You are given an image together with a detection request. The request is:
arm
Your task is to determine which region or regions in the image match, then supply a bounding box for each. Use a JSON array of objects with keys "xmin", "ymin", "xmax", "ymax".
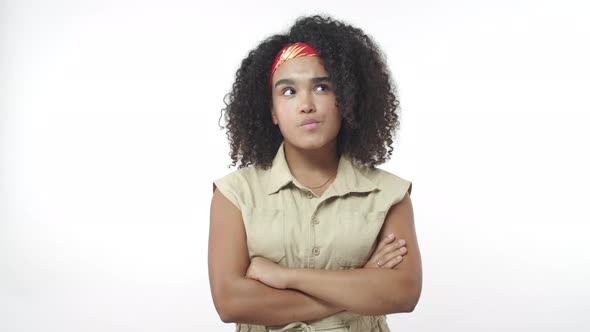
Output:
[
  {"xmin": 208, "ymin": 187, "xmax": 344, "ymax": 325},
  {"xmin": 285, "ymin": 192, "xmax": 422, "ymax": 316}
]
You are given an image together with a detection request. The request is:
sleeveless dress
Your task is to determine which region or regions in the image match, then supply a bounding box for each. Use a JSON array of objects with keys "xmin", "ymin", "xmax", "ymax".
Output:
[{"xmin": 213, "ymin": 142, "xmax": 413, "ymax": 332}]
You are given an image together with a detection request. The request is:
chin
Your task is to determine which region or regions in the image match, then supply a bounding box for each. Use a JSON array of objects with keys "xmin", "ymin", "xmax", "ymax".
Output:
[
  {"xmin": 299, "ymin": 142, "xmax": 325, "ymax": 150},
  {"xmin": 289, "ymin": 137, "xmax": 335, "ymax": 150}
]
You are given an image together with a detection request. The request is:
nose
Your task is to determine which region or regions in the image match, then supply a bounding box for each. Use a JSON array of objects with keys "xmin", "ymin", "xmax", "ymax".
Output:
[{"xmin": 298, "ymin": 91, "xmax": 316, "ymax": 113}]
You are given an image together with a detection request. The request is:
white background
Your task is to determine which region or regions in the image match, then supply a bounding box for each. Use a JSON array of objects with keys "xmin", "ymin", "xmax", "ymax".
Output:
[{"xmin": 2, "ymin": 0, "xmax": 589, "ymax": 331}]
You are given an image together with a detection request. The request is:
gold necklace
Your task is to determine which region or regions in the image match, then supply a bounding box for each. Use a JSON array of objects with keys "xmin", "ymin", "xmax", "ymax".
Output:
[{"xmin": 307, "ymin": 172, "xmax": 337, "ymax": 189}]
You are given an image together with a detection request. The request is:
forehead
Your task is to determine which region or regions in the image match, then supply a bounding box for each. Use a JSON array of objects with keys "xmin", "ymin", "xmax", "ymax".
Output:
[{"xmin": 272, "ymin": 56, "xmax": 329, "ymax": 81}]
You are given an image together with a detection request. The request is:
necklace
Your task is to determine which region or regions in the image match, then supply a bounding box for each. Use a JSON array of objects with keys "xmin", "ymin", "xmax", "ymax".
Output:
[{"xmin": 307, "ymin": 172, "xmax": 337, "ymax": 189}]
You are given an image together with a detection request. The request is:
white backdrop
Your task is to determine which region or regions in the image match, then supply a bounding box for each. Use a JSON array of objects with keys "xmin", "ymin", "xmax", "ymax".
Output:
[{"xmin": 1, "ymin": 0, "xmax": 589, "ymax": 331}]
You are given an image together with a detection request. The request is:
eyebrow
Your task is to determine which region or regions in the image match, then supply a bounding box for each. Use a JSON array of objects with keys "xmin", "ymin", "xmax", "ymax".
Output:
[{"xmin": 274, "ymin": 76, "xmax": 331, "ymax": 89}]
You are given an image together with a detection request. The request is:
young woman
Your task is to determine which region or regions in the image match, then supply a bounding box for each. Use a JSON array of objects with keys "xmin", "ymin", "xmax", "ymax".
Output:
[{"xmin": 209, "ymin": 15, "xmax": 421, "ymax": 332}]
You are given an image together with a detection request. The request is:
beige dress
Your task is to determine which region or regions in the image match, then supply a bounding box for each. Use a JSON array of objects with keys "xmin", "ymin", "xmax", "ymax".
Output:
[{"xmin": 213, "ymin": 142, "xmax": 413, "ymax": 332}]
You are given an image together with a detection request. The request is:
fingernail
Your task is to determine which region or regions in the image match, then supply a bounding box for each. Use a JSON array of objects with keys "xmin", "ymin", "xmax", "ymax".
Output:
[
  {"xmin": 396, "ymin": 256, "xmax": 402, "ymax": 260},
  {"xmin": 388, "ymin": 233, "xmax": 395, "ymax": 239},
  {"xmin": 399, "ymin": 239, "xmax": 405, "ymax": 245}
]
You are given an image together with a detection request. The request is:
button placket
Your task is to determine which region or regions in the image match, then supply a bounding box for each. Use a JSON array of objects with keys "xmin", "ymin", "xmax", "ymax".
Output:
[{"xmin": 309, "ymin": 207, "xmax": 321, "ymax": 265}]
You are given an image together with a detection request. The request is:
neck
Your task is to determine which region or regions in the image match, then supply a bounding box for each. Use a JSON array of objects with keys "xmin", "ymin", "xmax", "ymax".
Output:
[{"xmin": 283, "ymin": 140, "xmax": 339, "ymax": 188}]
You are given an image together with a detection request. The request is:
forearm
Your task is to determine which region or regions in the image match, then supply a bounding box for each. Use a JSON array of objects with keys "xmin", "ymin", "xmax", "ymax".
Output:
[
  {"xmin": 222, "ymin": 277, "xmax": 343, "ymax": 325},
  {"xmin": 287, "ymin": 268, "xmax": 420, "ymax": 316}
]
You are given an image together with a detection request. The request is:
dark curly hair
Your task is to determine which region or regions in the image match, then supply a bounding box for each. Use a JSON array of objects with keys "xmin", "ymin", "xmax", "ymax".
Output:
[{"xmin": 219, "ymin": 15, "xmax": 401, "ymax": 169}]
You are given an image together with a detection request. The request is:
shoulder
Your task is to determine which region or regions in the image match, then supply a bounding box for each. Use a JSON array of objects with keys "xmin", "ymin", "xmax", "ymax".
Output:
[
  {"xmin": 213, "ymin": 166, "xmax": 259, "ymax": 194},
  {"xmin": 212, "ymin": 165, "xmax": 271, "ymax": 211},
  {"xmin": 356, "ymin": 162, "xmax": 412, "ymax": 193},
  {"xmin": 213, "ymin": 164, "xmax": 271, "ymax": 190},
  {"xmin": 356, "ymin": 164, "xmax": 413, "ymax": 207}
]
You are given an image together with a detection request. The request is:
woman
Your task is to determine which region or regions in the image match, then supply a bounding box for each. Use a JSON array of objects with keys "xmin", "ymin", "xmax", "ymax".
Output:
[{"xmin": 209, "ymin": 15, "xmax": 422, "ymax": 332}]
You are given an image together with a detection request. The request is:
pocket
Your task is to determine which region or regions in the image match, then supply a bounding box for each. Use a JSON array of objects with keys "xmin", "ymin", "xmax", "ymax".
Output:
[
  {"xmin": 334, "ymin": 211, "xmax": 385, "ymax": 268},
  {"xmin": 242, "ymin": 207, "xmax": 286, "ymax": 263}
]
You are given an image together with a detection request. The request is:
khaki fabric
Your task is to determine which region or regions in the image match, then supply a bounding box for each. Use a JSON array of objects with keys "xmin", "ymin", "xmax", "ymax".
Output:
[{"xmin": 213, "ymin": 141, "xmax": 412, "ymax": 332}]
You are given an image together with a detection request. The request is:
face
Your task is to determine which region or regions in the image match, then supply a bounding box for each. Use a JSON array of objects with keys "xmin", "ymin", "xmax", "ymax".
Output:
[{"xmin": 271, "ymin": 56, "xmax": 341, "ymax": 150}]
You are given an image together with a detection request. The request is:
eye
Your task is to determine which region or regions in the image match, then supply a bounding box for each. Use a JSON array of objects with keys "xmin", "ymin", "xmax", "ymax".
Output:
[
  {"xmin": 315, "ymin": 84, "xmax": 330, "ymax": 92},
  {"xmin": 282, "ymin": 87, "xmax": 295, "ymax": 96}
]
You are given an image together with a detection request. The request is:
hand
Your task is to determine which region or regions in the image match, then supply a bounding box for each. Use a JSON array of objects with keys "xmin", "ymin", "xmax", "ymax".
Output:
[
  {"xmin": 245, "ymin": 256, "xmax": 290, "ymax": 289},
  {"xmin": 364, "ymin": 233, "xmax": 407, "ymax": 269}
]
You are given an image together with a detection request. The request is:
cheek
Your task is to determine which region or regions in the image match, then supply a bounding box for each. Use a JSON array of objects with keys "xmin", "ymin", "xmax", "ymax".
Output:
[
  {"xmin": 272, "ymin": 101, "xmax": 286, "ymax": 123},
  {"xmin": 272, "ymin": 98, "xmax": 289, "ymax": 115},
  {"xmin": 274, "ymin": 109, "xmax": 292, "ymax": 124},
  {"xmin": 320, "ymin": 96, "xmax": 338, "ymax": 113},
  {"xmin": 332, "ymin": 116, "xmax": 342, "ymax": 132},
  {"xmin": 327, "ymin": 105, "xmax": 341, "ymax": 126}
]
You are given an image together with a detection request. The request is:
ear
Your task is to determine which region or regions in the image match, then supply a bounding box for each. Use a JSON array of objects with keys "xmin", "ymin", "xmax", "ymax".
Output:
[{"xmin": 271, "ymin": 107, "xmax": 278, "ymax": 125}]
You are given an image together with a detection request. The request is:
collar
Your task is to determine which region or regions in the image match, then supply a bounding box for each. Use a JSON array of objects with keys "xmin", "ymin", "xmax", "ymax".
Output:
[{"xmin": 265, "ymin": 141, "xmax": 378, "ymax": 196}]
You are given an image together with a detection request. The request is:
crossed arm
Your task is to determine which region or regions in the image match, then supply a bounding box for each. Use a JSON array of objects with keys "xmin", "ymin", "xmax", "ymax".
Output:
[{"xmin": 208, "ymin": 188, "xmax": 422, "ymax": 325}]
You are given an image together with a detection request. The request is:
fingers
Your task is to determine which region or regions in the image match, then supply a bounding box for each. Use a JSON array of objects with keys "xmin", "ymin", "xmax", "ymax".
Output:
[
  {"xmin": 375, "ymin": 233, "xmax": 396, "ymax": 251},
  {"xmin": 377, "ymin": 237, "xmax": 406, "ymax": 259},
  {"xmin": 380, "ymin": 245, "xmax": 407, "ymax": 269},
  {"xmin": 381, "ymin": 253, "xmax": 404, "ymax": 269},
  {"xmin": 364, "ymin": 233, "xmax": 409, "ymax": 270},
  {"xmin": 374, "ymin": 238, "xmax": 408, "ymax": 269}
]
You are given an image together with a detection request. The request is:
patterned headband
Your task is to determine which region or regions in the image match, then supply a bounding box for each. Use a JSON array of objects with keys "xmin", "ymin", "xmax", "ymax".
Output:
[{"xmin": 269, "ymin": 42, "xmax": 319, "ymax": 86}]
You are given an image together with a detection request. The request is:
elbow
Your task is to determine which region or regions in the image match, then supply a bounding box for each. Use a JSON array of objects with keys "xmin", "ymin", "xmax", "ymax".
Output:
[
  {"xmin": 217, "ymin": 305, "xmax": 236, "ymax": 324},
  {"xmin": 402, "ymin": 295, "xmax": 420, "ymax": 313},
  {"xmin": 211, "ymin": 275, "xmax": 253, "ymax": 323},
  {"xmin": 214, "ymin": 297, "xmax": 236, "ymax": 323},
  {"xmin": 389, "ymin": 278, "xmax": 422, "ymax": 313},
  {"xmin": 212, "ymin": 286, "xmax": 240, "ymax": 323},
  {"xmin": 394, "ymin": 293, "xmax": 421, "ymax": 314},
  {"xmin": 402, "ymin": 280, "xmax": 422, "ymax": 313}
]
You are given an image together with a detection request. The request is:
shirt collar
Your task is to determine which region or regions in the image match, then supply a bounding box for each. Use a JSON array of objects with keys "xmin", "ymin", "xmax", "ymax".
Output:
[{"xmin": 265, "ymin": 141, "xmax": 378, "ymax": 196}]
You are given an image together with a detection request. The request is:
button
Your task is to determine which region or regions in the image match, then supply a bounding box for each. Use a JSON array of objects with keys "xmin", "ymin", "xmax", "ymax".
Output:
[
  {"xmin": 312, "ymin": 247, "xmax": 320, "ymax": 256},
  {"xmin": 306, "ymin": 191, "xmax": 314, "ymax": 199},
  {"xmin": 312, "ymin": 217, "xmax": 319, "ymax": 224}
]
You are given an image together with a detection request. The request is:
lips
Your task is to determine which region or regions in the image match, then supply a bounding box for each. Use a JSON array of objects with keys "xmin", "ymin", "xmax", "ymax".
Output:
[{"xmin": 301, "ymin": 119, "xmax": 320, "ymax": 126}]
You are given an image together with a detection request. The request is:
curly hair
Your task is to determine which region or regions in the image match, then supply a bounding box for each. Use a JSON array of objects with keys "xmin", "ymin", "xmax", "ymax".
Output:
[{"xmin": 219, "ymin": 15, "xmax": 401, "ymax": 169}]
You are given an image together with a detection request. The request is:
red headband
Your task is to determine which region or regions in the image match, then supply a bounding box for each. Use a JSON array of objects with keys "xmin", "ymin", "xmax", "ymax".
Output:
[{"xmin": 269, "ymin": 42, "xmax": 319, "ymax": 86}]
